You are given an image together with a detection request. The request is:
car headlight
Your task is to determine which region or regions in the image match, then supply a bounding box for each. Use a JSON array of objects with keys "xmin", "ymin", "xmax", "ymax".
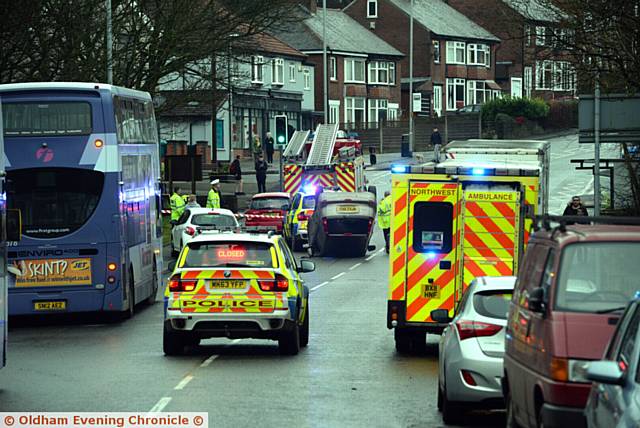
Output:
[{"xmin": 568, "ymin": 359, "xmax": 591, "ymax": 383}]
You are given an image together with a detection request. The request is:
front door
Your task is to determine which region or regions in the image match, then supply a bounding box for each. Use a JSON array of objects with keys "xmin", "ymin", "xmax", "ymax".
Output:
[
  {"xmin": 405, "ymin": 181, "xmax": 461, "ymax": 322},
  {"xmin": 433, "ymin": 85, "xmax": 442, "ymax": 117}
]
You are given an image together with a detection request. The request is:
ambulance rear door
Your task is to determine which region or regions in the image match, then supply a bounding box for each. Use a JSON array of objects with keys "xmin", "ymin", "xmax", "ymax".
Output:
[
  {"xmin": 460, "ymin": 185, "xmax": 521, "ymax": 291},
  {"xmin": 405, "ymin": 180, "xmax": 462, "ymax": 322}
]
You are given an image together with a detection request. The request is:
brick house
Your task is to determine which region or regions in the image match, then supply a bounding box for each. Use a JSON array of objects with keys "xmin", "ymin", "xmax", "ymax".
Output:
[
  {"xmin": 276, "ymin": 4, "xmax": 403, "ymax": 126},
  {"xmin": 446, "ymin": 0, "xmax": 577, "ymax": 100},
  {"xmin": 343, "ymin": 0, "xmax": 500, "ymax": 117}
]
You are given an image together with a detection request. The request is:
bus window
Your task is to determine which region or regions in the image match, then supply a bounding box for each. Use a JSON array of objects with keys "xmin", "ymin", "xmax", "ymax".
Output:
[{"xmin": 7, "ymin": 168, "xmax": 104, "ymax": 238}]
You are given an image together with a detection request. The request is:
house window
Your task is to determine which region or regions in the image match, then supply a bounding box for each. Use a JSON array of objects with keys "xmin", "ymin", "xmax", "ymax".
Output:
[
  {"xmin": 330, "ymin": 57, "xmax": 337, "ymax": 81},
  {"xmin": 466, "ymin": 80, "xmax": 490, "ymax": 105},
  {"xmin": 446, "ymin": 78, "xmax": 465, "ymax": 110},
  {"xmin": 388, "ymin": 103, "xmax": 399, "ymax": 121},
  {"xmin": 251, "ymin": 55, "xmax": 264, "ymax": 83},
  {"xmin": 467, "ymin": 44, "xmax": 490, "ymax": 66},
  {"xmin": 524, "ymin": 66, "xmax": 532, "ymax": 97},
  {"xmin": 535, "ymin": 60, "xmax": 553, "ymax": 89},
  {"xmin": 329, "ymin": 100, "xmax": 340, "ymax": 124},
  {"xmin": 536, "ymin": 26, "xmax": 546, "ymax": 46},
  {"xmin": 433, "ymin": 41, "xmax": 440, "ymax": 63},
  {"xmin": 368, "ymin": 99, "xmax": 388, "ymax": 123},
  {"xmin": 368, "ymin": 61, "xmax": 396, "ymax": 85},
  {"xmin": 554, "ymin": 61, "xmax": 576, "ymax": 91},
  {"xmin": 271, "ymin": 58, "xmax": 284, "ymax": 85},
  {"xmin": 524, "ymin": 25, "xmax": 531, "ymax": 47},
  {"xmin": 345, "ymin": 58, "xmax": 366, "ymax": 83},
  {"xmin": 345, "ymin": 97, "xmax": 365, "ymax": 124},
  {"xmin": 289, "ymin": 63, "xmax": 296, "ymax": 82},
  {"xmin": 303, "ymin": 68, "xmax": 311, "ymax": 90},
  {"xmin": 446, "ymin": 41, "xmax": 466, "ymax": 64},
  {"xmin": 367, "ymin": 0, "xmax": 377, "ymax": 18}
]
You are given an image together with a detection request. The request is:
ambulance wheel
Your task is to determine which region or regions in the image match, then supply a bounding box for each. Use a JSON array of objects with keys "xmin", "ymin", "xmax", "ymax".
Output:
[
  {"xmin": 163, "ymin": 321, "xmax": 186, "ymax": 356},
  {"xmin": 410, "ymin": 331, "xmax": 427, "ymax": 354},
  {"xmin": 394, "ymin": 329, "xmax": 412, "ymax": 354},
  {"xmin": 300, "ymin": 305, "xmax": 309, "ymax": 348},
  {"xmin": 279, "ymin": 321, "xmax": 301, "ymax": 355}
]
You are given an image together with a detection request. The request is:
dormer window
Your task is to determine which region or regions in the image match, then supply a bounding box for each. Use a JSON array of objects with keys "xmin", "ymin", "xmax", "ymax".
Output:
[{"xmin": 367, "ymin": 0, "xmax": 378, "ymax": 18}]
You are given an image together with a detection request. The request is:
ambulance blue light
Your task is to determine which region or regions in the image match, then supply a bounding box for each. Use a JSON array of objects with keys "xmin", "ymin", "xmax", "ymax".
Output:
[
  {"xmin": 426, "ymin": 252, "xmax": 437, "ymax": 259},
  {"xmin": 392, "ymin": 165, "xmax": 409, "ymax": 173},
  {"xmin": 302, "ymin": 184, "xmax": 317, "ymax": 194},
  {"xmin": 472, "ymin": 168, "xmax": 486, "ymax": 176}
]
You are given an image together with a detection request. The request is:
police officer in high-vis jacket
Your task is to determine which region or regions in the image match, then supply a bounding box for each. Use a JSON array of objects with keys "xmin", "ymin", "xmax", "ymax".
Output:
[
  {"xmin": 170, "ymin": 186, "xmax": 186, "ymax": 222},
  {"xmin": 206, "ymin": 179, "xmax": 221, "ymax": 209},
  {"xmin": 377, "ymin": 190, "xmax": 392, "ymax": 254}
]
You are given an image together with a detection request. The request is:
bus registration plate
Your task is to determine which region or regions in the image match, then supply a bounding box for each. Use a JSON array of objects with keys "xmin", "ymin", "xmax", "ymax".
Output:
[{"xmin": 34, "ymin": 301, "xmax": 66, "ymax": 311}]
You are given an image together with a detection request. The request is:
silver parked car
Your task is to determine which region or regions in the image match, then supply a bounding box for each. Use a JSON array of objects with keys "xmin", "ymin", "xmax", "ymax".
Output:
[
  {"xmin": 584, "ymin": 297, "xmax": 640, "ymax": 428},
  {"xmin": 431, "ymin": 275, "xmax": 516, "ymax": 425}
]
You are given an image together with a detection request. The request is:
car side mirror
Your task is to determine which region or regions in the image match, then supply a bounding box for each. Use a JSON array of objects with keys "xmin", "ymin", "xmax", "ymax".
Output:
[
  {"xmin": 587, "ymin": 361, "xmax": 626, "ymax": 386},
  {"xmin": 528, "ymin": 287, "xmax": 545, "ymax": 313},
  {"xmin": 297, "ymin": 258, "xmax": 315, "ymax": 273},
  {"xmin": 430, "ymin": 308, "xmax": 452, "ymax": 324},
  {"xmin": 6, "ymin": 209, "xmax": 22, "ymax": 241},
  {"xmin": 168, "ymin": 261, "xmax": 177, "ymax": 272}
]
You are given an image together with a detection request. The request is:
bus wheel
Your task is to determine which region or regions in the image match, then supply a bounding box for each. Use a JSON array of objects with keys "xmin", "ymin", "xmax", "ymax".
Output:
[{"xmin": 146, "ymin": 258, "xmax": 158, "ymax": 305}]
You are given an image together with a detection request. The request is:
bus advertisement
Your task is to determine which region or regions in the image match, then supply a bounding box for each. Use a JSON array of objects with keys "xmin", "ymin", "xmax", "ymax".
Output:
[{"xmin": 0, "ymin": 83, "xmax": 162, "ymax": 319}]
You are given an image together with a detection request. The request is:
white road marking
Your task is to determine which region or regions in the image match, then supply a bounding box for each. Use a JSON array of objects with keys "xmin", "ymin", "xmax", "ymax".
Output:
[
  {"xmin": 200, "ymin": 355, "xmax": 218, "ymax": 367},
  {"xmin": 174, "ymin": 375, "xmax": 193, "ymax": 390},
  {"xmin": 310, "ymin": 281, "xmax": 330, "ymax": 291},
  {"xmin": 149, "ymin": 397, "xmax": 172, "ymax": 412},
  {"xmin": 349, "ymin": 263, "xmax": 362, "ymax": 270},
  {"xmin": 365, "ymin": 253, "xmax": 377, "ymax": 261},
  {"xmin": 330, "ymin": 272, "xmax": 346, "ymax": 280}
]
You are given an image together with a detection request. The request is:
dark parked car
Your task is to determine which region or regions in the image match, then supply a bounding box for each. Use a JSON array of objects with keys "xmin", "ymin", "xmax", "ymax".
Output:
[{"xmin": 455, "ymin": 104, "xmax": 482, "ymax": 114}]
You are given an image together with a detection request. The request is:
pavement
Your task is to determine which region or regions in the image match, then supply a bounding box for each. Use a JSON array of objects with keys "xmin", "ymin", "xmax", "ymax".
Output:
[{"xmin": 0, "ymin": 131, "xmax": 592, "ymax": 427}]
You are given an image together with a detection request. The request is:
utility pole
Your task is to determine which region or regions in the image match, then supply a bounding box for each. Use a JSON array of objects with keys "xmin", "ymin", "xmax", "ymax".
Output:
[
  {"xmin": 106, "ymin": 0, "xmax": 113, "ymax": 84},
  {"xmin": 408, "ymin": 0, "xmax": 414, "ymax": 153},
  {"xmin": 322, "ymin": 0, "xmax": 328, "ymax": 124},
  {"xmin": 594, "ymin": 76, "xmax": 601, "ymax": 215}
]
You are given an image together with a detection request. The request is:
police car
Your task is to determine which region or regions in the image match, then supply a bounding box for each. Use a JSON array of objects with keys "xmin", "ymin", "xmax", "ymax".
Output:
[
  {"xmin": 163, "ymin": 230, "xmax": 314, "ymax": 356},
  {"xmin": 283, "ymin": 190, "xmax": 317, "ymax": 251}
]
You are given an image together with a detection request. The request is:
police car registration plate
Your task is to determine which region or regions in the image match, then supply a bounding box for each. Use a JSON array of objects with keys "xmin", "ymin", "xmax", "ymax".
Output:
[{"xmin": 208, "ymin": 280, "xmax": 247, "ymax": 290}]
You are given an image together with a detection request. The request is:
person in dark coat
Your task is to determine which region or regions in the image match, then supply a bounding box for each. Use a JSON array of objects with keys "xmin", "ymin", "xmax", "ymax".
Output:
[
  {"xmin": 255, "ymin": 154, "xmax": 268, "ymax": 194},
  {"xmin": 230, "ymin": 155, "xmax": 243, "ymax": 194},
  {"xmin": 430, "ymin": 127, "xmax": 442, "ymax": 162},
  {"xmin": 563, "ymin": 196, "xmax": 589, "ymax": 216},
  {"xmin": 265, "ymin": 131, "xmax": 275, "ymax": 163}
]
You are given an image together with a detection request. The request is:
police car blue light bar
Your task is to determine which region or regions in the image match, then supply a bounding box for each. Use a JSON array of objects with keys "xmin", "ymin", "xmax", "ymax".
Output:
[
  {"xmin": 391, "ymin": 165, "xmax": 410, "ymax": 173},
  {"xmin": 472, "ymin": 168, "xmax": 486, "ymax": 176}
]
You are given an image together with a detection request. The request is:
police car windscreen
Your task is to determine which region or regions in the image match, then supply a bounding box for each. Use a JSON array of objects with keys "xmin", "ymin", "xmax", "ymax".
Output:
[
  {"xmin": 302, "ymin": 196, "xmax": 316, "ymax": 209},
  {"xmin": 250, "ymin": 197, "xmax": 290, "ymax": 211},
  {"xmin": 191, "ymin": 214, "xmax": 237, "ymax": 227},
  {"xmin": 184, "ymin": 242, "xmax": 276, "ymax": 268}
]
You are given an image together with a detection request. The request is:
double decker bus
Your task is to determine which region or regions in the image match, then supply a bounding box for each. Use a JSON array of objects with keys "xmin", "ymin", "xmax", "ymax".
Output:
[{"xmin": 0, "ymin": 82, "xmax": 162, "ymax": 318}]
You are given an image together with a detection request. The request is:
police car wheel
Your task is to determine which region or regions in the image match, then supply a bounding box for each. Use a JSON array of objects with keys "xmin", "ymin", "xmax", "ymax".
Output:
[
  {"xmin": 300, "ymin": 305, "xmax": 309, "ymax": 348},
  {"xmin": 163, "ymin": 322, "xmax": 186, "ymax": 356},
  {"xmin": 442, "ymin": 381, "xmax": 464, "ymax": 425},
  {"xmin": 278, "ymin": 321, "xmax": 300, "ymax": 355}
]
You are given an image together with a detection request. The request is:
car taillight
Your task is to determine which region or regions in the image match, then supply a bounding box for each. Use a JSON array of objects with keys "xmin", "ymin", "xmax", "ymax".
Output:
[
  {"xmin": 185, "ymin": 226, "xmax": 196, "ymax": 236},
  {"xmin": 367, "ymin": 218, "xmax": 373, "ymax": 233},
  {"xmin": 168, "ymin": 275, "xmax": 197, "ymax": 292},
  {"xmin": 297, "ymin": 212, "xmax": 308, "ymax": 221},
  {"xmin": 322, "ymin": 217, "xmax": 329, "ymax": 233},
  {"xmin": 258, "ymin": 274, "xmax": 289, "ymax": 292},
  {"xmin": 455, "ymin": 320, "xmax": 502, "ymax": 341}
]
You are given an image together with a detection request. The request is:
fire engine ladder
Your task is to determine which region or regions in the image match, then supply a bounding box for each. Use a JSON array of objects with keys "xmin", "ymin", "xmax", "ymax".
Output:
[
  {"xmin": 306, "ymin": 123, "xmax": 338, "ymax": 166},
  {"xmin": 283, "ymin": 130, "xmax": 310, "ymax": 158}
]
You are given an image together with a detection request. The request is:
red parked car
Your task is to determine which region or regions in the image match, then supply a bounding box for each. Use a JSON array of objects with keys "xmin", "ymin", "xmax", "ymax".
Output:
[
  {"xmin": 243, "ymin": 192, "xmax": 291, "ymax": 233},
  {"xmin": 503, "ymin": 216, "xmax": 640, "ymax": 428}
]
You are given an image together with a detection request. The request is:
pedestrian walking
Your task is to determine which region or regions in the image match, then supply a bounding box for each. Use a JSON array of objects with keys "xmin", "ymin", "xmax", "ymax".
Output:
[
  {"xmin": 265, "ymin": 131, "xmax": 275, "ymax": 164},
  {"xmin": 255, "ymin": 154, "xmax": 268, "ymax": 194},
  {"xmin": 206, "ymin": 179, "xmax": 221, "ymax": 209},
  {"xmin": 185, "ymin": 194, "xmax": 201, "ymax": 208},
  {"xmin": 170, "ymin": 186, "xmax": 186, "ymax": 223},
  {"xmin": 229, "ymin": 155, "xmax": 244, "ymax": 195},
  {"xmin": 377, "ymin": 190, "xmax": 392, "ymax": 254},
  {"xmin": 430, "ymin": 127, "xmax": 442, "ymax": 163},
  {"xmin": 563, "ymin": 196, "xmax": 589, "ymax": 224}
]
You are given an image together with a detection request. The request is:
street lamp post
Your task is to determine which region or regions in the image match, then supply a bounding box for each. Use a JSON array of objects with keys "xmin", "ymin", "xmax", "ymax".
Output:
[
  {"xmin": 408, "ymin": 0, "xmax": 414, "ymax": 153},
  {"xmin": 322, "ymin": 0, "xmax": 328, "ymax": 124}
]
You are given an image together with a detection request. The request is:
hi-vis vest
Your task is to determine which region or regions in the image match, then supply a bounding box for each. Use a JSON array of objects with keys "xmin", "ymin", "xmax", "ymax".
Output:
[
  {"xmin": 206, "ymin": 189, "xmax": 220, "ymax": 209},
  {"xmin": 170, "ymin": 193, "xmax": 186, "ymax": 221}
]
